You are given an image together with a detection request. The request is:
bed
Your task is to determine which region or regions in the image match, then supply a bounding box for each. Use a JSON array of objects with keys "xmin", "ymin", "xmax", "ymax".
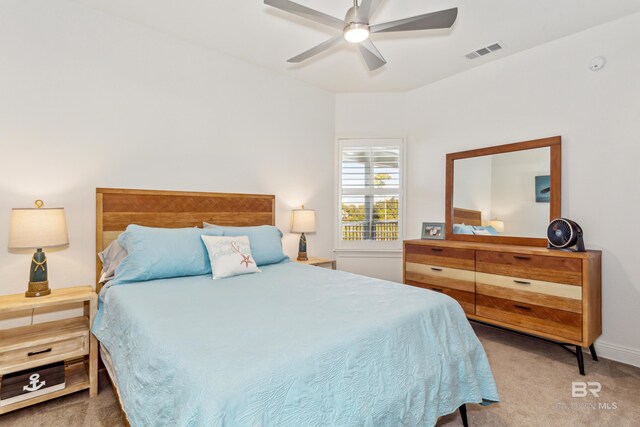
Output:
[
  {"xmin": 94, "ymin": 188, "xmax": 499, "ymax": 426},
  {"xmin": 452, "ymin": 208, "xmax": 502, "ymax": 236},
  {"xmin": 453, "ymin": 208, "xmax": 482, "ymax": 227}
]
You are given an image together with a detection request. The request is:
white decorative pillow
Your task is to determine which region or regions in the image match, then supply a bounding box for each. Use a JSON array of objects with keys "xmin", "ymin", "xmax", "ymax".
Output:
[
  {"xmin": 98, "ymin": 240, "xmax": 128, "ymax": 284},
  {"xmin": 201, "ymin": 235, "xmax": 261, "ymax": 279}
]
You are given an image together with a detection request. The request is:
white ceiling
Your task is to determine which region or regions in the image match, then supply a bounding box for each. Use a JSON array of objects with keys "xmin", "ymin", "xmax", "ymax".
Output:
[{"xmin": 73, "ymin": 0, "xmax": 640, "ymax": 93}]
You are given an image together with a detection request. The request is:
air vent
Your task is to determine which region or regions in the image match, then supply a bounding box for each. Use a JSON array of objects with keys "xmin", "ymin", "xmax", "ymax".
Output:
[{"xmin": 465, "ymin": 42, "xmax": 503, "ymax": 60}]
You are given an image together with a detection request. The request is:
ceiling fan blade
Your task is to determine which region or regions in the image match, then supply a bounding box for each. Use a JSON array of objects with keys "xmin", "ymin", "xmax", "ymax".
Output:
[
  {"xmin": 370, "ymin": 7, "xmax": 458, "ymax": 33},
  {"xmin": 287, "ymin": 35, "xmax": 343, "ymax": 63},
  {"xmin": 356, "ymin": 0, "xmax": 384, "ymax": 23},
  {"xmin": 264, "ymin": 0, "xmax": 346, "ymax": 30},
  {"xmin": 358, "ymin": 39, "xmax": 386, "ymax": 71}
]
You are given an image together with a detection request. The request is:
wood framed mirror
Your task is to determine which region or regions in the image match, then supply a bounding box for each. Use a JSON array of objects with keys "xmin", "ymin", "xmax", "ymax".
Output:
[{"xmin": 445, "ymin": 136, "xmax": 561, "ymax": 247}]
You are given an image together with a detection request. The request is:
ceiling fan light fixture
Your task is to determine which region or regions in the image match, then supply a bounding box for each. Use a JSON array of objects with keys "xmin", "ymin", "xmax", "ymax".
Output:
[
  {"xmin": 265, "ymin": 0, "xmax": 459, "ymax": 70},
  {"xmin": 344, "ymin": 23, "xmax": 369, "ymax": 43}
]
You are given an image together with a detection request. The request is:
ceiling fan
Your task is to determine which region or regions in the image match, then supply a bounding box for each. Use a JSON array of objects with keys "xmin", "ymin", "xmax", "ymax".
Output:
[{"xmin": 264, "ymin": 0, "xmax": 458, "ymax": 71}]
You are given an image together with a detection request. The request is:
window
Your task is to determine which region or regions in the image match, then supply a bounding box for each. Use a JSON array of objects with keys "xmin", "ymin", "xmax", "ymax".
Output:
[{"xmin": 337, "ymin": 138, "xmax": 404, "ymax": 250}]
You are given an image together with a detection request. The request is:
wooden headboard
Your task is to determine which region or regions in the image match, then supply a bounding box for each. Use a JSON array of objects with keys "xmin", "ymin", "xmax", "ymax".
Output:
[
  {"xmin": 96, "ymin": 188, "xmax": 275, "ymax": 287},
  {"xmin": 453, "ymin": 207, "xmax": 482, "ymax": 226}
]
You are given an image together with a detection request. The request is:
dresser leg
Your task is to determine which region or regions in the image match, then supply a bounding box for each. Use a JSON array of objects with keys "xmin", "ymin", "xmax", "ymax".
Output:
[
  {"xmin": 576, "ymin": 346, "xmax": 585, "ymax": 376},
  {"xmin": 459, "ymin": 404, "xmax": 469, "ymax": 427},
  {"xmin": 589, "ymin": 344, "xmax": 598, "ymax": 361}
]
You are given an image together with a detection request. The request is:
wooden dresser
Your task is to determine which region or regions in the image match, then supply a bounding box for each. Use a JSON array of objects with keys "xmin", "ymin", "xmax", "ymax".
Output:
[{"xmin": 403, "ymin": 239, "xmax": 602, "ymax": 374}]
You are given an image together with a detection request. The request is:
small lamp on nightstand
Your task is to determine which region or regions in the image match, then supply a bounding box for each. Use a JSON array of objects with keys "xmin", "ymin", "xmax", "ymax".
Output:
[
  {"xmin": 489, "ymin": 219, "xmax": 505, "ymax": 234},
  {"xmin": 291, "ymin": 205, "xmax": 316, "ymax": 261},
  {"xmin": 8, "ymin": 200, "xmax": 69, "ymax": 297}
]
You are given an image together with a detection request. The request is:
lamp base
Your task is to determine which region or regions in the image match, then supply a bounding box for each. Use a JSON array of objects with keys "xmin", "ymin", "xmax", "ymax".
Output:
[
  {"xmin": 297, "ymin": 233, "xmax": 308, "ymax": 261},
  {"xmin": 26, "ymin": 281, "xmax": 51, "ymax": 298}
]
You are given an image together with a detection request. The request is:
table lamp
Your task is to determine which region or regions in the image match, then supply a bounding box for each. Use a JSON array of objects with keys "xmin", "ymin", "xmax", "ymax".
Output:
[
  {"xmin": 291, "ymin": 205, "xmax": 316, "ymax": 261},
  {"xmin": 8, "ymin": 200, "xmax": 69, "ymax": 297},
  {"xmin": 489, "ymin": 219, "xmax": 505, "ymax": 234}
]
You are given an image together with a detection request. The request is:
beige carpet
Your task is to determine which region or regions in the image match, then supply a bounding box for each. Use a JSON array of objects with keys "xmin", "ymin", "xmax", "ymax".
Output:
[{"xmin": 2, "ymin": 324, "xmax": 639, "ymax": 427}]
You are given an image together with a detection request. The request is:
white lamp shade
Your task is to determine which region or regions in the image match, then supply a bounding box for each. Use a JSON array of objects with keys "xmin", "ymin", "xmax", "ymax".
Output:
[
  {"xmin": 9, "ymin": 207, "xmax": 69, "ymax": 249},
  {"xmin": 489, "ymin": 219, "xmax": 505, "ymax": 234},
  {"xmin": 291, "ymin": 209, "xmax": 316, "ymax": 233}
]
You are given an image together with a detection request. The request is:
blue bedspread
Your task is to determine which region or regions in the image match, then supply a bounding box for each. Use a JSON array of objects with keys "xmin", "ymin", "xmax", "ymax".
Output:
[{"xmin": 94, "ymin": 263, "xmax": 498, "ymax": 426}]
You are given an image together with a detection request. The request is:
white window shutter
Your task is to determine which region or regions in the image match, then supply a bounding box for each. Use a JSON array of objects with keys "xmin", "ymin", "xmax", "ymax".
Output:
[{"xmin": 337, "ymin": 138, "xmax": 404, "ymax": 250}]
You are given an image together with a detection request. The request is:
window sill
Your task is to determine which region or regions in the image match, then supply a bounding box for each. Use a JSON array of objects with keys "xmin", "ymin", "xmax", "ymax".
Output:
[{"xmin": 333, "ymin": 249, "xmax": 403, "ymax": 258}]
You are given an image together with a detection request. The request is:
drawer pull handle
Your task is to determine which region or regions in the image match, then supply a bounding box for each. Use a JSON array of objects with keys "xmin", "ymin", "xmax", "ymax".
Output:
[
  {"xmin": 514, "ymin": 304, "xmax": 531, "ymax": 311},
  {"xmin": 431, "ymin": 288, "xmax": 444, "ymax": 293},
  {"xmin": 430, "ymin": 267, "xmax": 443, "ymax": 272},
  {"xmin": 27, "ymin": 348, "xmax": 52, "ymax": 357},
  {"xmin": 431, "ymin": 248, "xmax": 444, "ymax": 252},
  {"xmin": 513, "ymin": 280, "xmax": 531, "ymax": 285},
  {"xmin": 514, "ymin": 256, "xmax": 531, "ymax": 260}
]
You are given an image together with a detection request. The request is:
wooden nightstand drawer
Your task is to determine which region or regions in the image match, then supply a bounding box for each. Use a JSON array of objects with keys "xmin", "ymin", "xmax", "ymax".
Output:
[
  {"xmin": 296, "ymin": 257, "xmax": 336, "ymax": 270},
  {"xmin": 312, "ymin": 261, "xmax": 335, "ymax": 269},
  {"xmin": 0, "ymin": 286, "xmax": 98, "ymax": 414},
  {"xmin": 0, "ymin": 317, "xmax": 89, "ymax": 375}
]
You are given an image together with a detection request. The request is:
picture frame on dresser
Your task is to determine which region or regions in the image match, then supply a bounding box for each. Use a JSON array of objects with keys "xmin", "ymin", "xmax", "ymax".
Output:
[{"xmin": 421, "ymin": 222, "xmax": 445, "ymax": 240}]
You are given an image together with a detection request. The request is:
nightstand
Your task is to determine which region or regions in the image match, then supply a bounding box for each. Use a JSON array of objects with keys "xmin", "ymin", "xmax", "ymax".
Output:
[
  {"xmin": 0, "ymin": 286, "xmax": 98, "ymax": 414},
  {"xmin": 296, "ymin": 257, "xmax": 336, "ymax": 270}
]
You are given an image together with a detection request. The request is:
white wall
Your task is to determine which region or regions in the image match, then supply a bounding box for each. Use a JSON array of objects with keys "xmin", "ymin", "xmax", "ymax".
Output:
[
  {"xmin": 490, "ymin": 148, "xmax": 550, "ymax": 237},
  {"xmin": 336, "ymin": 13, "xmax": 640, "ymax": 366},
  {"xmin": 0, "ymin": 0, "xmax": 335, "ymax": 326},
  {"xmin": 453, "ymin": 155, "xmax": 494, "ymax": 223},
  {"xmin": 334, "ymin": 93, "xmax": 408, "ymax": 282}
]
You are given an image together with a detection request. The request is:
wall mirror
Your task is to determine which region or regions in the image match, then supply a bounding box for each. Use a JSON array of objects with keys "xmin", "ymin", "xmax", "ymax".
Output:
[{"xmin": 445, "ymin": 136, "xmax": 561, "ymax": 246}]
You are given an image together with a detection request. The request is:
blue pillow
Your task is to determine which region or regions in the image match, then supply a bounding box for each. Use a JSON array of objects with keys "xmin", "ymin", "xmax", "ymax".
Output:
[
  {"xmin": 453, "ymin": 224, "xmax": 475, "ymax": 235},
  {"xmin": 115, "ymin": 225, "xmax": 224, "ymax": 282},
  {"xmin": 208, "ymin": 225, "xmax": 289, "ymax": 266},
  {"xmin": 473, "ymin": 226, "xmax": 499, "ymax": 236}
]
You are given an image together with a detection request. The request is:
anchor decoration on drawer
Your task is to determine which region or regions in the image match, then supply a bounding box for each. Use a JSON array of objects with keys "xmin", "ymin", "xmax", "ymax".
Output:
[{"xmin": 23, "ymin": 373, "xmax": 46, "ymax": 392}]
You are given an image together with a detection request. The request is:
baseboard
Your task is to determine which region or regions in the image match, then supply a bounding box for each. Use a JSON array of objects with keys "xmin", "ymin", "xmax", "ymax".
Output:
[{"xmin": 592, "ymin": 340, "xmax": 640, "ymax": 368}]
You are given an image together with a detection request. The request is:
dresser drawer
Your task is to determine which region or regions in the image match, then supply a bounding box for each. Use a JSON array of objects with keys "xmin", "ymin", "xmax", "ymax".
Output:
[
  {"xmin": 405, "ymin": 244, "xmax": 475, "ymax": 271},
  {"xmin": 476, "ymin": 251, "xmax": 582, "ymax": 285},
  {"xmin": 476, "ymin": 272, "xmax": 582, "ymax": 313},
  {"xmin": 406, "ymin": 280, "xmax": 475, "ymax": 314},
  {"xmin": 476, "ymin": 294, "xmax": 582, "ymax": 342},
  {"xmin": 0, "ymin": 334, "xmax": 89, "ymax": 375},
  {"xmin": 405, "ymin": 262, "xmax": 475, "ymax": 293}
]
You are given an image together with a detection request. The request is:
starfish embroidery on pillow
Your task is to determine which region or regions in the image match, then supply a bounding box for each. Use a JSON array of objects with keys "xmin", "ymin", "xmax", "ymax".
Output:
[{"xmin": 231, "ymin": 241, "xmax": 254, "ymax": 268}]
